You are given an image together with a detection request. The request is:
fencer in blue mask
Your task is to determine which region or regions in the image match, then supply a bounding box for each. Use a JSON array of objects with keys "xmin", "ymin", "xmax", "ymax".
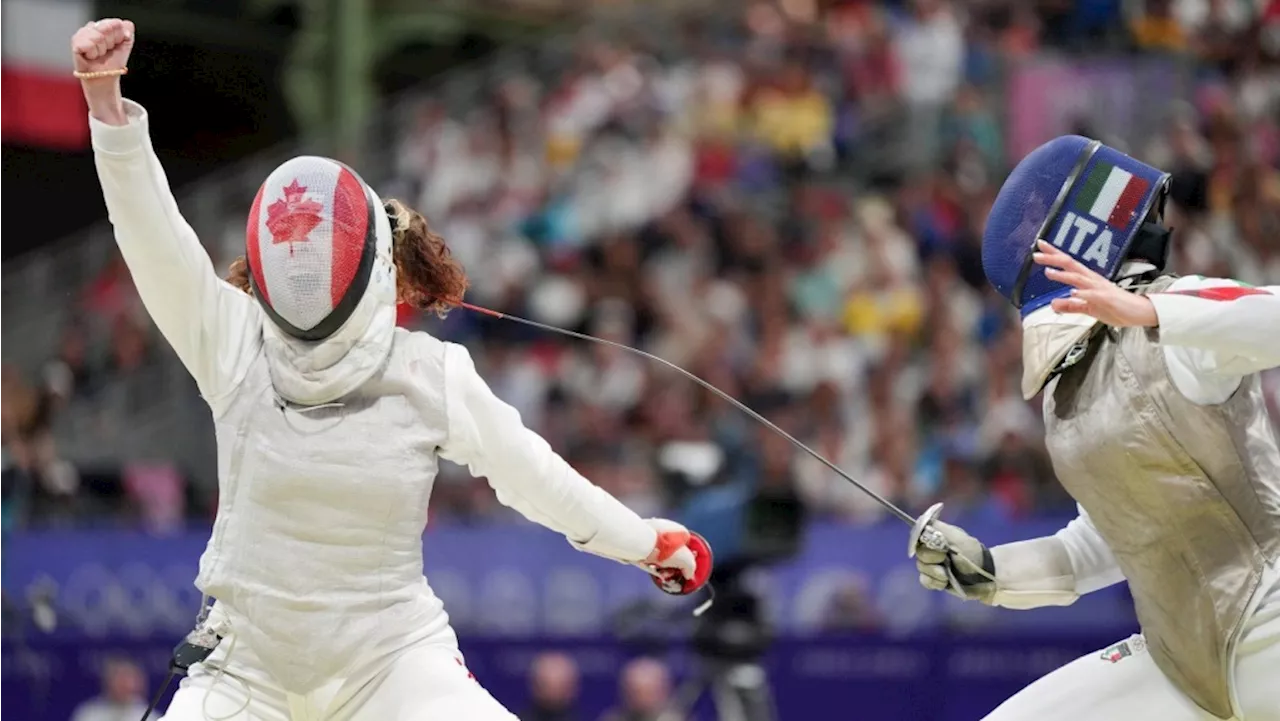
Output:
[{"xmin": 909, "ymin": 136, "xmax": 1280, "ymax": 721}]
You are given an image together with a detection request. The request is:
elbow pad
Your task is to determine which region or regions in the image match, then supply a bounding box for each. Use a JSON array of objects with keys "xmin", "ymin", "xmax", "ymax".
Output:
[{"xmin": 990, "ymin": 536, "xmax": 1080, "ymax": 610}]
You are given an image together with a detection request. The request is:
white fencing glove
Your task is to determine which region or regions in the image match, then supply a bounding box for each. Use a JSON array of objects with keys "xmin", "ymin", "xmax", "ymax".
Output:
[{"xmin": 914, "ymin": 520, "xmax": 998, "ymax": 603}]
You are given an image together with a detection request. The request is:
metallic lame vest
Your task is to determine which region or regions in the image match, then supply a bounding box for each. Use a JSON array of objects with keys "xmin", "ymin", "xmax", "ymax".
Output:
[{"xmin": 1042, "ymin": 277, "xmax": 1280, "ymax": 719}]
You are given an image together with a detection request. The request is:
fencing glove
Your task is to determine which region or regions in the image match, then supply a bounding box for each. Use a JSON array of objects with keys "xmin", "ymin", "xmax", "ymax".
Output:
[
  {"xmin": 914, "ymin": 520, "xmax": 998, "ymax": 603},
  {"xmin": 915, "ymin": 522, "xmax": 1082, "ymax": 609},
  {"xmin": 643, "ymin": 519, "xmax": 714, "ymax": 596}
]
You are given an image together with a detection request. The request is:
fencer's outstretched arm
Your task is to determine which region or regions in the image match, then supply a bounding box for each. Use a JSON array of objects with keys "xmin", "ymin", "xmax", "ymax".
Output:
[
  {"xmin": 91, "ymin": 102, "xmax": 261, "ymax": 407},
  {"xmin": 438, "ymin": 343, "xmax": 658, "ymax": 563},
  {"xmin": 998, "ymin": 506, "xmax": 1125, "ymax": 607},
  {"xmin": 920, "ymin": 506, "xmax": 1124, "ymax": 608},
  {"xmin": 1150, "ymin": 277, "xmax": 1280, "ymax": 375}
]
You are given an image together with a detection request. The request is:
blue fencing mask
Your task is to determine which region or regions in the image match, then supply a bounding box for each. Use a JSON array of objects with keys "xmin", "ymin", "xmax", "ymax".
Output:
[{"xmin": 982, "ymin": 136, "xmax": 1172, "ymax": 317}]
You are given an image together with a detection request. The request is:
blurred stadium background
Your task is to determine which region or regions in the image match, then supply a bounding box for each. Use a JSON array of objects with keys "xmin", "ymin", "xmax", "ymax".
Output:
[{"xmin": 3, "ymin": 0, "xmax": 1280, "ymax": 719}]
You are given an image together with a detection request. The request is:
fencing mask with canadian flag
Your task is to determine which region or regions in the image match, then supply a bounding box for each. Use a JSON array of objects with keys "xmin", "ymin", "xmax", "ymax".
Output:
[{"xmin": 245, "ymin": 156, "xmax": 395, "ymax": 341}]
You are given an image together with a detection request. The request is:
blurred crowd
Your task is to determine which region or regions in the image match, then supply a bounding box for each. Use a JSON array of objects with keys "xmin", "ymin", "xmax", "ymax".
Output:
[
  {"xmin": 2, "ymin": 262, "xmax": 172, "ymax": 532},
  {"xmin": 63, "ymin": 651, "xmax": 676, "ymax": 721},
  {"xmin": 523, "ymin": 652, "xmax": 676, "ymax": 721},
  {"xmin": 390, "ymin": 0, "xmax": 1280, "ymax": 528},
  {"xmin": 5, "ymin": 0, "xmax": 1280, "ymax": 533},
  {"xmin": 68, "ymin": 657, "xmax": 155, "ymax": 721}
]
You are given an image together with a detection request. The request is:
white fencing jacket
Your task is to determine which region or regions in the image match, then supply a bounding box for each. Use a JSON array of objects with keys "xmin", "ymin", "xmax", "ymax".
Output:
[{"xmin": 92, "ymin": 101, "xmax": 658, "ymax": 693}]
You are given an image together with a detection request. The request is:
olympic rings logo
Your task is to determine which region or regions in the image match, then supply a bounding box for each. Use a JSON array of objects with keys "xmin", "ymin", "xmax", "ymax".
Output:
[
  {"xmin": 20, "ymin": 561, "xmax": 943, "ymax": 637},
  {"xmin": 26, "ymin": 563, "xmax": 627, "ymax": 638},
  {"xmin": 430, "ymin": 566, "xmax": 618, "ymax": 635},
  {"xmin": 39, "ymin": 563, "xmax": 204, "ymax": 638}
]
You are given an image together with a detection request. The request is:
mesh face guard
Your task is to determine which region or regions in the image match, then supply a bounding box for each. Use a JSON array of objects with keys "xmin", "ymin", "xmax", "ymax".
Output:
[
  {"xmin": 982, "ymin": 136, "xmax": 1171, "ymax": 317},
  {"xmin": 245, "ymin": 157, "xmax": 386, "ymax": 341}
]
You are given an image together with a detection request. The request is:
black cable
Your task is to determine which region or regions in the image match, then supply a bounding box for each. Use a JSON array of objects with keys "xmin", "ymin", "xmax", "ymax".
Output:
[
  {"xmin": 138, "ymin": 622, "xmax": 225, "ymax": 721},
  {"xmin": 140, "ymin": 668, "xmax": 175, "ymax": 721},
  {"xmin": 458, "ymin": 301, "xmax": 919, "ymax": 527}
]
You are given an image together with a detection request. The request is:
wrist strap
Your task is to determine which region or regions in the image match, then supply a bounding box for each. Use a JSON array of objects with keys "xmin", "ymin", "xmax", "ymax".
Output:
[
  {"xmin": 950, "ymin": 545, "xmax": 996, "ymax": 586},
  {"xmin": 74, "ymin": 68, "xmax": 127, "ymax": 80}
]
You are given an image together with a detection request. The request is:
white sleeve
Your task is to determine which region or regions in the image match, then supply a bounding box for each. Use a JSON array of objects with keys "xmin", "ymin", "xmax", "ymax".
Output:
[
  {"xmin": 986, "ymin": 505, "xmax": 1124, "ymax": 609},
  {"xmin": 1150, "ymin": 276, "xmax": 1280, "ymax": 377},
  {"xmin": 438, "ymin": 342, "xmax": 657, "ymax": 563},
  {"xmin": 91, "ymin": 100, "xmax": 261, "ymax": 409},
  {"xmin": 1055, "ymin": 505, "xmax": 1126, "ymax": 594},
  {"xmin": 987, "ymin": 534, "xmax": 1079, "ymax": 610}
]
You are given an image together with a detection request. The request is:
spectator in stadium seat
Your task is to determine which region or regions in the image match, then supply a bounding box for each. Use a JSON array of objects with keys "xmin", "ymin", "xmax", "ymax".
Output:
[
  {"xmin": 600, "ymin": 657, "xmax": 676, "ymax": 721},
  {"xmin": 750, "ymin": 61, "xmax": 835, "ymax": 176},
  {"xmin": 106, "ymin": 314, "xmax": 152, "ymax": 377},
  {"xmin": 523, "ymin": 652, "xmax": 582, "ymax": 721},
  {"xmin": 1129, "ymin": 0, "xmax": 1189, "ymax": 52},
  {"xmin": 1, "ymin": 366, "xmax": 83, "ymax": 530},
  {"xmin": 943, "ymin": 84, "xmax": 1002, "ymax": 173},
  {"xmin": 69, "ymin": 656, "xmax": 153, "ymax": 721},
  {"xmin": 81, "ymin": 254, "xmax": 140, "ymax": 325},
  {"xmin": 44, "ymin": 318, "xmax": 98, "ymax": 400},
  {"xmin": 819, "ymin": 576, "xmax": 886, "ymax": 631},
  {"xmin": 894, "ymin": 0, "xmax": 965, "ymax": 171}
]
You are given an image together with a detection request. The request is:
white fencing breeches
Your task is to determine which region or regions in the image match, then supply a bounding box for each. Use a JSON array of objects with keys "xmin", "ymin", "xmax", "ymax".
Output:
[
  {"xmin": 160, "ymin": 641, "xmax": 518, "ymax": 721},
  {"xmin": 983, "ymin": 570, "xmax": 1280, "ymax": 721}
]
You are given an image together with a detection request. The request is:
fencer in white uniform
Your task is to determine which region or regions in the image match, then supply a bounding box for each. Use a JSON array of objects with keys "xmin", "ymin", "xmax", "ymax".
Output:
[
  {"xmin": 73, "ymin": 19, "xmax": 712, "ymax": 721},
  {"xmin": 910, "ymin": 135, "xmax": 1280, "ymax": 721}
]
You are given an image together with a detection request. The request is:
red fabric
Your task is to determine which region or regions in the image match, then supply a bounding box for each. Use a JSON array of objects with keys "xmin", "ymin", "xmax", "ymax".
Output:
[
  {"xmin": 930, "ymin": 193, "xmax": 965, "ymax": 241},
  {"xmin": 396, "ymin": 303, "xmax": 418, "ymax": 328},
  {"xmin": 245, "ymin": 185, "xmax": 271, "ymax": 305},
  {"xmin": 330, "ymin": 168, "xmax": 370, "ymax": 308},
  {"xmin": 528, "ymin": 342, "xmax": 566, "ymax": 376},
  {"xmin": 455, "ymin": 657, "xmax": 476, "ymax": 681},
  {"xmin": 990, "ymin": 470, "xmax": 1031, "ymax": 519},
  {"xmin": 845, "ymin": 46, "xmax": 900, "ymax": 99},
  {"xmin": 695, "ymin": 141, "xmax": 737, "ymax": 186},
  {"xmin": 1107, "ymin": 174, "xmax": 1151, "ymax": 228},
  {"xmin": 81, "ymin": 257, "xmax": 138, "ymax": 322},
  {"xmin": 1165, "ymin": 286, "xmax": 1272, "ymax": 302},
  {"xmin": 1, "ymin": 67, "xmax": 89, "ymax": 149}
]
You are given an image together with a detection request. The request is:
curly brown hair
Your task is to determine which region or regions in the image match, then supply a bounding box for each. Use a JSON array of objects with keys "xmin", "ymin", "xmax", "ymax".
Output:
[{"xmin": 225, "ymin": 198, "xmax": 468, "ymax": 317}]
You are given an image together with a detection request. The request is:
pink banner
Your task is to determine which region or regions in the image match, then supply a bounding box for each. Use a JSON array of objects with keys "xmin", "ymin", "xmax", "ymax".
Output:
[{"xmin": 1006, "ymin": 58, "xmax": 1185, "ymax": 160}]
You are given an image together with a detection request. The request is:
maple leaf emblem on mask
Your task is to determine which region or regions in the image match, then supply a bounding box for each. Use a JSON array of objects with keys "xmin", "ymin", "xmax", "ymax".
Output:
[{"xmin": 265, "ymin": 180, "xmax": 325, "ymax": 255}]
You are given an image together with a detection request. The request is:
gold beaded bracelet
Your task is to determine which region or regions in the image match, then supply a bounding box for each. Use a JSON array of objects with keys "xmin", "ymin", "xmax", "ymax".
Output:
[{"xmin": 73, "ymin": 68, "xmax": 127, "ymax": 80}]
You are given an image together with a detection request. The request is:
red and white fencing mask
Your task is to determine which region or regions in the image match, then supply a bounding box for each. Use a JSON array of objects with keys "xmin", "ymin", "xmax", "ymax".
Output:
[{"xmin": 246, "ymin": 156, "xmax": 395, "ymax": 341}]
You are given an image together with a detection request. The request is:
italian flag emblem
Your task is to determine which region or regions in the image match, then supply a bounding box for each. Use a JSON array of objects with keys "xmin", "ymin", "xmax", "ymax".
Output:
[
  {"xmin": 1073, "ymin": 161, "xmax": 1151, "ymax": 228},
  {"xmin": 1100, "ymin": 641, "xmax": 1133, "ymax": 664}
]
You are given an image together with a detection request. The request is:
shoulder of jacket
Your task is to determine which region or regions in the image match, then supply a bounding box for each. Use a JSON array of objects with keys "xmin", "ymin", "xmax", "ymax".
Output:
[
  {"xmin": 1136, "ymin": 273, "xmax": 1180, "ymax": 295},
  {"xmin": 394, "ymin": 326, "xmax": 445, "ymax": 352},
  {"xmin": 390, "ymin": 327, "xmax": 455, "ymax": 372}
]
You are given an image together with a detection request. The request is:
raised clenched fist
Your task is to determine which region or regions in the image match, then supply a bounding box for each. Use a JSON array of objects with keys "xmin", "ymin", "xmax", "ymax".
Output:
[
  {"xmin": 72, "ymin": 19, "xmax": 135, "ymax": 125},
  {"xmin": 71, "ymin": 18, "xmax": 135, "ymax": 76}
]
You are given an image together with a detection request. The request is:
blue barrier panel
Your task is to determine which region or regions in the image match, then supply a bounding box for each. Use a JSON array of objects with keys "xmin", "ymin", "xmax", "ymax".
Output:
[
  {"xmin": 2, "ymin": 633, "xmax": 1130, "ymax": 721},
  {"xmin": 0, "ymin": 521, "xmax": 1136, "ymax": 640},
  {"xmin": 1, "ymin": 523, "xmax": 1140, "ymax": 719}
]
